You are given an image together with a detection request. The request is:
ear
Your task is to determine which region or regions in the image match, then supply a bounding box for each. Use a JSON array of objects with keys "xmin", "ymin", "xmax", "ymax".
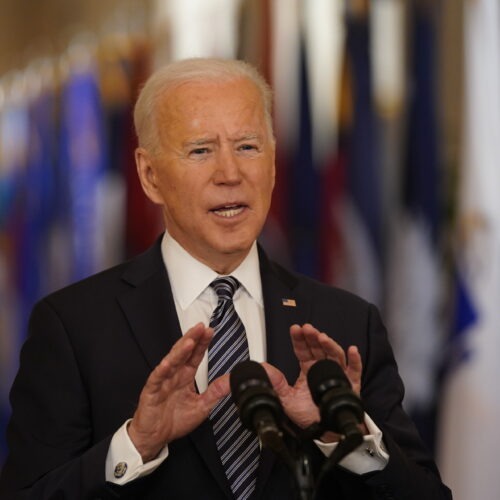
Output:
[{"xmin": 135, "ymin": 147, "xmax": 164, "ymax": 205}]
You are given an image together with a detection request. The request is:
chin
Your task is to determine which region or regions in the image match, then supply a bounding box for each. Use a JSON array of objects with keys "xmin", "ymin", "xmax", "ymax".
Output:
[
  {"xmin": 211, "ymin": 236, "xmax": 254, "ymax": 256},
  {"xmin": 216, "ymin": 242, "xmax": 251, "ymax": 256}
]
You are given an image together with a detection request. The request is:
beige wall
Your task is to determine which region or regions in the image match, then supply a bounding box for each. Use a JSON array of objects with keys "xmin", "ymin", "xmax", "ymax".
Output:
[{"xmin": 0, "ymin": 0, "xmax": 151, "ymax": 75}]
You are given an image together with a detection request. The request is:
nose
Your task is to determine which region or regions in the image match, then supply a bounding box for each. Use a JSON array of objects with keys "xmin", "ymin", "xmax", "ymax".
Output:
[{"xmin": 213, "ymin": 146, "xmax": 242, "ymax": 185}]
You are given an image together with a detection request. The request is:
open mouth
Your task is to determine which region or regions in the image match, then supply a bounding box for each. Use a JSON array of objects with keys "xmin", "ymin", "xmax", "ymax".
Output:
[{"xmin": 210, "ymin": 204, "xmax": 247, "ymax": 218}]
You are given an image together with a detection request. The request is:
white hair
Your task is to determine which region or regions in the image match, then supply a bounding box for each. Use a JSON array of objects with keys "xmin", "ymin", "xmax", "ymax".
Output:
[{"xmin": 134, "ymin": 58, "xmax": 274, "ymax": 154}]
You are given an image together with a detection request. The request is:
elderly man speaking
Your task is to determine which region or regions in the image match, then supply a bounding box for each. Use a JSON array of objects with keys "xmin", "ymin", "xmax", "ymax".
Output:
[{"xmin": 0, "ymin": 58, "xmax": 451, "ymax": 500}]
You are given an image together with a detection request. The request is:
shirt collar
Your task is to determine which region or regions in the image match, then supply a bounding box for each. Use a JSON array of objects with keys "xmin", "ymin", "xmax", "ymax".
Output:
[{"xmin": 161, "ymin": 232, "xmax": 263, "ymax": 310}]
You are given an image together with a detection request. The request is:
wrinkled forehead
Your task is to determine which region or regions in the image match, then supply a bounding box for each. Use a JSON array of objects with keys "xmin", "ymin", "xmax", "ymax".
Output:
[
  {"xmin": 158, "ymin": 76, "xmax": 263, "ymax": 111},
  {"xmin": 155, "ymin": 78, "xmax": 271, "ymax": 140}
]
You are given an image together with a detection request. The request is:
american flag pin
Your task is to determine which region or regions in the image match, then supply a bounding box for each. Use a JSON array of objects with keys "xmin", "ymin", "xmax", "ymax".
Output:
[{"xmin": 282, "ymin": 298, "xmax": 297, "ymax": 307}]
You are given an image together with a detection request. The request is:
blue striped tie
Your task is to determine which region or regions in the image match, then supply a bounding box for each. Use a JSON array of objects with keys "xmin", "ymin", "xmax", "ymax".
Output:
[{"xmin": 208, "ymin": 276, "xmax": 260, "ymax": 500}]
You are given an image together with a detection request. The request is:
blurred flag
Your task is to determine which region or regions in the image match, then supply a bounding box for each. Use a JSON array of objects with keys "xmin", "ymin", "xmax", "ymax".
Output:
[
  {"xmin": 370, "ymin": 0, "xmax": 405, "ymax": 120},
  {"xmin": 289, "ymin": 41, "xmax": 320, "ymax": 278},
  {"xmin": 123, "ymin": 40, "xmax": 164, "ymax": 258},
  {"xmin": 59, "ymin": 43, "xmax": 108, "ymax": 281},
  {"xmin": 95, "ymin": 35, "xmax": 133, "ymax": 270},
  {"xmin": 261, "ymin": 0, "xmax": 301, "ymax": 267},
  {"xmin": 0, "ymin": 74, "xmax": 30, "ymax": 464},
  {"xmin": 155, "ymin": 0, "xmax": 241, "ymax": 62},
  {"xmin": 16, "ymin": 66, "xmax": 58, "ymax": 336},
  {"xmin": 437, "ymin": 1, "xmax": 500, "ymax": 499},
  {"xmin": 279, "ymin": 0, "xmax": 346, "ymax": 279},
  {"xmin": 238, "ymin": 0, "xmax": 272, "ymax": 76},
  {"xmin": 303, "ymin": 0, "xmax": 345, "ymax": 164},
  {"xmin": 333, "ymin": 3, "xmax": 383, "ymax": 306},
  {"xmin": 385, "ymin": 4, "xmax": 443, "ymax": 441},
  {"xmin": 239, "ymin": 0, "xmax": 291, "ymax": 264},
  {"xmin": 370, "ymin": 0, "xmax": 406, "ymax": 252}
]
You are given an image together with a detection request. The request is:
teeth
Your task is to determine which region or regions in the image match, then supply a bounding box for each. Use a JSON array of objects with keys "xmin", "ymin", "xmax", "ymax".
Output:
[{"xmin": 213, "ymin": 206, "xmax": 244, "ymax": 217}]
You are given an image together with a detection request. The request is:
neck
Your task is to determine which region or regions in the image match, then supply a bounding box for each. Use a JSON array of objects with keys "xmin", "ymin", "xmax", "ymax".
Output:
[
  {"xmin": 201, "ymin": 249, "xmax": 250, "ymax": 275},
  {"xmin": 166, "ymin": 234, "xmax": 254, "ymax": 275}
]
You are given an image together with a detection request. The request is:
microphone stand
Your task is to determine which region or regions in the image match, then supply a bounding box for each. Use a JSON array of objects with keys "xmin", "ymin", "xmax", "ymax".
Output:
[
  {"xmin": 299, "ymin": 422, "xmax": 363, "ymax": 500},
  {"xmin": 261, "ymin": 421, "xmax": 364, "ymax": 500},
  {"xmin": 260, "ymin": 423, "xmax": 315, "ymax": 500},
  {"xmin": 292, "ymin": 451, "xmax": 314, "ymax": 500},
  {"xmin": 315, "ymin": 430, "xmax": 363, "ymax": 484}
]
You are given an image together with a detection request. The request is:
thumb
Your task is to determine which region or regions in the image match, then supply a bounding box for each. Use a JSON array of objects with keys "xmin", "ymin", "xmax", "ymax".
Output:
[
  {"xmin": 345, "ymin": 345, "xmax": 362, "ymax": 395},
  {"xmin": 261, "ymin": 362, "xmax": 291, "ymax": 399},
  {"xmin": 202, "ymin": 373, "xmax": 230, "ymax": 411}
]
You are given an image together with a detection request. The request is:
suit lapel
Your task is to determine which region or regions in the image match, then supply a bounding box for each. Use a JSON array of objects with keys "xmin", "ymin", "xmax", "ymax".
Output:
[
  {"xmin": 117, "ymin": 239, "xmax": 233, "ymax": 499},
  {"xmin": 259, "ymin": 245, "xmax": 311, "ymax": 384},
  {"xmin": 254, "ymin": 247, "xmax": 312, "ymax": 496},
  {"xmin": 118, "ymin": 265, "xmax": 181, "ymax": 369}
]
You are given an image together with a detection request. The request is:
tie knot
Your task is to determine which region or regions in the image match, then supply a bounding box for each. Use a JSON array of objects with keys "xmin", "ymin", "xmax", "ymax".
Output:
[{"xmin": 210, "ymin": 276, "xmax": 240, "ymax": 301}]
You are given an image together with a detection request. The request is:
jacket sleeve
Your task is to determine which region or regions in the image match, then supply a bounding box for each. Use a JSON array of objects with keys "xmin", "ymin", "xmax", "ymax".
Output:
[
  {"xmin": 0, "ymin": 299, "xmax": 123, "ymax": 500},
  {"xmin": 357, "ymin": 304, "xmax": 452, "ymax": 500}
]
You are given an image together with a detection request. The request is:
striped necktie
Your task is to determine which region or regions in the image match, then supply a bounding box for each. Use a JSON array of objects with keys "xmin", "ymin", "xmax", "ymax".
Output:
[{"xmin": 208, "ymin": 276, "xmax": 260, "ymax": 500}]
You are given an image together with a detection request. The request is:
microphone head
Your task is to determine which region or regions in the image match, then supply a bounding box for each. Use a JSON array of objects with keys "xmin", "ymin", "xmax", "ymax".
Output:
[
  {"xmin": 230, "ymin": 360, "xmax": 283, "ymax": 431},
  {"xmin": 307, "ymin": 359, "xmax": 363, "ymax": 434},
  {"xmin": 230, "ymin": 360, "xmax": 269, "ymax": 396},
  {"xmin": 307, "ymin": 359, "xmax": 350, "ymax": 407}
]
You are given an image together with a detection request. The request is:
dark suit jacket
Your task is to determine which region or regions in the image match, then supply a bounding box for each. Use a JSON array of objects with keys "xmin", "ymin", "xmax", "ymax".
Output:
[{"xmin": 0, "ymin": 239, "xmax": 451, "ymax": 499}]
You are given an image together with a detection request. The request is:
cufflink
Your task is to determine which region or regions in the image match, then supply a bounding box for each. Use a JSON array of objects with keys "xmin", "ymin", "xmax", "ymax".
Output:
[{"xmin": 114, "ymin": 461, "xmax": 128, "ymax": 479}]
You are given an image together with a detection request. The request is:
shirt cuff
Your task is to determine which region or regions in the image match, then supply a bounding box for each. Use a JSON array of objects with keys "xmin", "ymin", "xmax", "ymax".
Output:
[
  {"xmin": 105, "ymin": 419, "xmax": 170, "ymax": 485},
  {"xmin": 314, "ymin": 413, "xmax": 389, "ymax": 475}
]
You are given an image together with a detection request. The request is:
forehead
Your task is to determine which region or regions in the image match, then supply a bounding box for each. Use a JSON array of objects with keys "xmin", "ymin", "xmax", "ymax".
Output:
[{"xmin": 156, "ymin": 78, "xmax": 266, "ymax": 134}]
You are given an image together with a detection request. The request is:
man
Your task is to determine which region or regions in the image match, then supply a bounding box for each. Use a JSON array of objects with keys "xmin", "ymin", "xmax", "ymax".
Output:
[{"xmin": 0, "ymin": 58, "xmax": 451, "ymax": 499}]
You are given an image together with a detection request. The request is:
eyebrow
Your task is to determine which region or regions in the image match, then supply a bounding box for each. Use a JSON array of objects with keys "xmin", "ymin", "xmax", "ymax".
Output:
[
  {"xmin": 183, "ymin": 134, "xmax": 263, "ymax": 148},
  {"xmin": 232, "ymin": 133, "xmax": 263, "ymax": 142},
  {"xmin": 182, "ymin": 138, "xmax": 217, "ymax": 148}
]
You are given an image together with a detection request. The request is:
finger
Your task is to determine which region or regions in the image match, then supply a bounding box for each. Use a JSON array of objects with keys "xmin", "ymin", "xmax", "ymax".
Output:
[
  {"xmin": 146, "ymin": 340, "xmax": 195, "ymax": 390},
  {"xmin": 290, "ymin": 324, "xmax": 316, "ymax": 362},
  {"xmin": 263, "ymin": 361, "xmax": 319, "ymax": 428},
  {"xmin": 300, "ymin": 324, "xmax": 329, "ymax": 360},
  {"xmin": 146, "ymin": 324, "xmax": 208, "ymax": 390},
  {"xmin": 292, "ymin": 324, "xmax": 346, "ymax": 368},
  {"xmin": 345, "ymin": 345, "xmax": 362, "ymax": 394},
  {"xmin": 183, "ymin": 321, "xmax": 210, "ymax": 345},
  {"xmin": 165, "ymin": 323, "xmax": 207, "ymax": 371},
  {"xmin": 317, "ymin": 333, "xmax": 347, "ymax": 369},
  {"xmin": 202, "ymin": 373, "xmax": 231, "ymax": 411},
  {"xmin": 186, "ymin": 325, "xmax": 213, "ymax": 368},
  {"xmin": 261, "ymin": 362, "xmax": 291, "ymax": 399}
]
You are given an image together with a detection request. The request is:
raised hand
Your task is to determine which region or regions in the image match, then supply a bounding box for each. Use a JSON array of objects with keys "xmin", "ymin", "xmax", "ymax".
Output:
[
  {"xmin": 128, "ymin": 323, "xmax": 229, "ymax": 462},
  {"xmin": 263, "ymin": 323, "xmax": 363, "ymax": 434}
]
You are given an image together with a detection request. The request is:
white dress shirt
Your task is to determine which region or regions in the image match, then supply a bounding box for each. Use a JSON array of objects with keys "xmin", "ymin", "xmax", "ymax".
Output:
[{"xmin": 105, "ymin": 233, "xmax": 388, "ymax": 484}]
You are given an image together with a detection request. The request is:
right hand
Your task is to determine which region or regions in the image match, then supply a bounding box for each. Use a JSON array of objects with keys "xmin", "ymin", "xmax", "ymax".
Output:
[
  {"xmin": 263, "ymin": 324, "xmax": 366, "ymax": 441},
  {"xmin": 128, "ymin": 322, "xmax": 229, "ymax": 462}
]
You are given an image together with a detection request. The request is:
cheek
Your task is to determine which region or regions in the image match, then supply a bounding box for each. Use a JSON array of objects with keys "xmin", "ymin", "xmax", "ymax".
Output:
[
  {"xmin": 157, "ymin": 169, "xmax": 187, "ymax": 203},
  {"xmin": 162, "ymin": 178, "xmax": 206, "ymax": 222}
]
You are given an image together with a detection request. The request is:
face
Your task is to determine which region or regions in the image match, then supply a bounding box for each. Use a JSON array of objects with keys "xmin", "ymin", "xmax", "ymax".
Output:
[{"xmin": 136, "ymin": 77, "xmax": 276, "ymax": 273}]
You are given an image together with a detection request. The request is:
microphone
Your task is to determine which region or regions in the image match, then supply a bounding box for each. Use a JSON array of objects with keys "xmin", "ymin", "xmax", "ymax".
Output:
[
  {"xmin": 231, "ymin": 361, "xmax": 315, "ymax": 500},
  {"xmin": 230, "ymin": 360, "xmax": 285, "ymax": 450},
  {"xmin": 307, "ymin": 359, "xmax": 364, "ymax": 440}
]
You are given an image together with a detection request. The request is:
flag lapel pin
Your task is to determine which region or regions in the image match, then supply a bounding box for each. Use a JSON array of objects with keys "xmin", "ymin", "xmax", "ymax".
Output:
[{"xmin": 282, "ymin": 298, "xmax": 297, "ymax": 307}]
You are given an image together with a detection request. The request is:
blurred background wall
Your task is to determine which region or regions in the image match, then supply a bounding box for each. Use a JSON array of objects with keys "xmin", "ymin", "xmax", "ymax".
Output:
[
  {"xmin": 0, "ymin": 0, "xmax": 152, "ymax": 75},
  {"xmin": 0, "ymin": 1, "xmax": 498, "ymax": 499}
]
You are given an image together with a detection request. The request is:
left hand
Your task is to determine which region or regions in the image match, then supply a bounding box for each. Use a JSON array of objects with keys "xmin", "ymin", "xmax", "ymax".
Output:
[
  {"xmin": 128, "ymin": 323, "xmax": 229, "ymax": 462},
  {"xmin": 262, "ymin": 323, "xmax": 364, "ymax": 435}
]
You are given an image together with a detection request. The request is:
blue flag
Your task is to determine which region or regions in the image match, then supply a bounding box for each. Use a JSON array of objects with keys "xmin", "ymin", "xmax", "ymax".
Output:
[
  {"xmin": 290, "ymin": 42, "xmax": 320, "ymax": 278},
  {"xmin": 59, "ymin": 54, "xmax": 108, "ymax": 282}
]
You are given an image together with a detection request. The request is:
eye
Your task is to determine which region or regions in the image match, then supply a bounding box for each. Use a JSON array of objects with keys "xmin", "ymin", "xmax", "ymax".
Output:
[
  {"xmin": 190, "ymin": 147, "xmax": 211, "ymax": 156},
  {"xmin": 238, "ymin": 143, "xmax": 258, "ymax": 152}
]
